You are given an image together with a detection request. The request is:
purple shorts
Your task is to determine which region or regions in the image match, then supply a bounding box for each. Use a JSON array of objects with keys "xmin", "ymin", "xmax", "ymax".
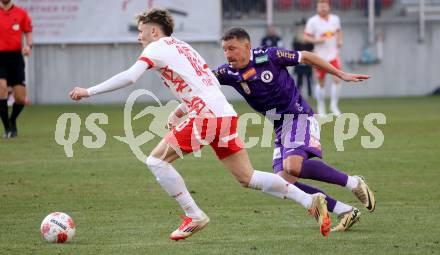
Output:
[{"xmin": 272, "ymin": 114, "xmax": 322, "ymax": 174}]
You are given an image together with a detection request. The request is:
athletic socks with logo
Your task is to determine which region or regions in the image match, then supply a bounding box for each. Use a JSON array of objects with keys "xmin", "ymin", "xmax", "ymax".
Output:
[{"xmin": 146, "ymin": 156, "xmax": 204, "ymax": 219}]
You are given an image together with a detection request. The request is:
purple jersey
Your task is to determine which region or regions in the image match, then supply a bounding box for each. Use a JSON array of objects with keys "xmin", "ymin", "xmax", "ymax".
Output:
[{"xmin": 213, "ymin": 47, "xmax": 314, "ymax": 126}]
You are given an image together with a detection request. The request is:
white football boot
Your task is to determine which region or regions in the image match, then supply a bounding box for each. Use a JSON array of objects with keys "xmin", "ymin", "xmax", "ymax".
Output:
[
  {"xmin": 308, "ymin": 193, "xmax": 332, "ymax": 236},
  {"xmin": 169, "ymin": 212, "xmax": 210, "ymax": 241},
  {"xmin": 331, "ymin": 207, "xmax": 361, "ymax": 232},
  {"xmin": 352, "ymin": 176, "xmax": 376, "ymax": 212}
]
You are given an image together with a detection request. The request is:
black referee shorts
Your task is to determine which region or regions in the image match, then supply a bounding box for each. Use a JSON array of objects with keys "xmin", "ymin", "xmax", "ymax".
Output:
[{"xmin": 0, "ymin": 51, "xmax": 26, "ymax": 86}]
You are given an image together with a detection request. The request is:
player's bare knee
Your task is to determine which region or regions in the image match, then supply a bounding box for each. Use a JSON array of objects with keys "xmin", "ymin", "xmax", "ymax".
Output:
[
  {"xmin": 284, "ymin": 158, "xmax": 303, "ymax": 177},
  {"xmin": 285, "ymin": 166, "xmax": 301, "ymax": 177},
  {"xmin": 283, "ymin": 155, "xmax": 304, "ymax": 177},
  {"xmin": 279, "ymin": 170, "xmax": 298, "ymax": 183},
  {"xmin": 12, "ymin": 88, "xmax": 27, "ymax": 104},
  {"xmin": 14, "ymin": 96, "xmax": 26, "ymax": 104}
]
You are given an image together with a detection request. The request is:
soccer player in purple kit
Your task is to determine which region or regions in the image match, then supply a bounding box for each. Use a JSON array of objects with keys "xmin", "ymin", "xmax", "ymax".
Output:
[{"xmin": 212, "ymin": 27, "xmax": 376, "ymax": 232}]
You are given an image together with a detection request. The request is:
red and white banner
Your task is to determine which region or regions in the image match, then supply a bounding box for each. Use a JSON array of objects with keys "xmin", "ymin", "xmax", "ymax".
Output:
[{"xmin": 15, "ymin": 0, "xmax": 221, "ymax": 43}]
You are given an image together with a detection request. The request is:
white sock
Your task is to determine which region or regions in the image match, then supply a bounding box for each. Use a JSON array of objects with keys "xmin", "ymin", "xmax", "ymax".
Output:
[
  {"xmin": 314, "ymin": 84, "xmax": 326, "ymax": 114},
  {"xmin": 330, "ymin": 83, "xmax": 341, "ymax": 108},
  {"xmin": 7, "ymin": 95, "xmax": 14, "ymax": 107},
  {"xmin": 146, "ymin": 156, "xmax": 203, "ymax": 219},
  {"xmin": 345, "ymin": 176, "xmax": 359, "ymax": 191},
  {"xmin": 333, "ymin": 201, "xmax": 353, "ymax": 215},
  {"xmin": 314, "ymin": 84, "xmax": 322, "ymax": 100},
  {"xmin": 248, "ymin": 170, "xmax": 313, "ymax": 209}
]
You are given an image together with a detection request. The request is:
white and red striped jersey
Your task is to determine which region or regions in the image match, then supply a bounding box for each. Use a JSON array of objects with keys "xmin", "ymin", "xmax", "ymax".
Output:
[{"xmin": 139, "ymin": 37, "xmax": 236, "ymax": 118}]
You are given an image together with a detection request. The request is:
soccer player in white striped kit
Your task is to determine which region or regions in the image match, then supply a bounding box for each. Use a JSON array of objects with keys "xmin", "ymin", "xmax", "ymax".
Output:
[
  {"xmin": 304, "ymin": 0, "xmax": 344, "ymax": 116},
  {"xmin": 69, "ymin": 8, "xmax": 332, "ymax": 240}
]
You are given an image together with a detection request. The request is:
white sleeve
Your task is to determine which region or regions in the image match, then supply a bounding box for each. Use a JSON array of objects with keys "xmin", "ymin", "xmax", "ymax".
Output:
[
  {"xmin": 304, "ymin": 18, "xmax": 315, "ymax": 36},
  {"xmin": 87, "ymin": 60, "xmax": 149, "ymax": 96},
  {"xmin": 335, "ymin": 15, "xmax": 341, "ymax": 30}
]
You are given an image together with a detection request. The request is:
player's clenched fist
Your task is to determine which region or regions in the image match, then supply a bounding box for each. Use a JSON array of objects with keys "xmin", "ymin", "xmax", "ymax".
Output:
[{"xmin": 69, "ymin": 87, "xmax": 89, "ymax": 101}]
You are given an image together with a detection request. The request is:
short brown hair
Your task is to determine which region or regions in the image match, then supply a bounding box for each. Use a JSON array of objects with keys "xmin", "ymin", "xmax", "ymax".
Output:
[
  {"xmin": 135, "ymin": 8, "xmax": 174, "ymax": 36},
  {"xmin": 317, "ymin": 0, "xmax": 330, "ymax": 4},
  {"xmin": 221, "ymin": 27, "xmax": 251, "ymax": 42}
]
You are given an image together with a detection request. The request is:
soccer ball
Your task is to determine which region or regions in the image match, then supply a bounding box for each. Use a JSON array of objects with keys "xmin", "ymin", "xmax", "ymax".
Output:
[{"xmin": 40, "ymin": 212, "xmax": 76, "ymax": 243}]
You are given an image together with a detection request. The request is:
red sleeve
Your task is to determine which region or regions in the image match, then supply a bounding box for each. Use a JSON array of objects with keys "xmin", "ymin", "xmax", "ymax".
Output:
[
  {"xmin": 22, "ymin": 10, "xmax": 32, "ymax": 33},
  {"xmin": 138, "ymin": 57, "xmax": 155, "ymax": 69}
]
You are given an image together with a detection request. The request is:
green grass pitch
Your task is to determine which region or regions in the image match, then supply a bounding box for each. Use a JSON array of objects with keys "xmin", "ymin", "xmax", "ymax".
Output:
[{"xmin": 1, "ymin": 96, "xmax": 439, "ymax": 254}]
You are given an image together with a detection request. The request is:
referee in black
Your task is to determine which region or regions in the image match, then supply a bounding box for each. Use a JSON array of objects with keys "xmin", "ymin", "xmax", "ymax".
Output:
[{"xmin": 0, "ymin": 0, "xmax": 33, "ymax": 138}]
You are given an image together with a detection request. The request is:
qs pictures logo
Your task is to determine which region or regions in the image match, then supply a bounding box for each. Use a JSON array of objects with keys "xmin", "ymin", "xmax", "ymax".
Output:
[{"xmin": 54, "ymin": 89, "xmax": 179, "ymax": 162}]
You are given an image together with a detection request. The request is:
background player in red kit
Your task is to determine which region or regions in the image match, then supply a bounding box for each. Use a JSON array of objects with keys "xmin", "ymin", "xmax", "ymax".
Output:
[{"xmin": 0, "ymin": 0, "xmax": 32, "ymax": 138}]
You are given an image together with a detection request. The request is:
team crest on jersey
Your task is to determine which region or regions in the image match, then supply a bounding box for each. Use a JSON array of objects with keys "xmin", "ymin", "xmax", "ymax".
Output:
[
  {"xmin": 240, "ymin": 82, "xmax": 251, "ymax": 94},
  {"xmin": 261, "ymin": 70, "xmax": 273, "ymax": 83},
  {"xmin": 12, "ymin": 24, "xmax": 20, "ymax": 31}
]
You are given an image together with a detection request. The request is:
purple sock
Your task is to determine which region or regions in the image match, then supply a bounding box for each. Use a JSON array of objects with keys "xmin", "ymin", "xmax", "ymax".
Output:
[
  {"xmin": 294, "ymin": 182, "xmax": 337, "ymax": 212},
  {"xmin": 299, "ymin": 159, "xmax": 348, "ymax": 187}
]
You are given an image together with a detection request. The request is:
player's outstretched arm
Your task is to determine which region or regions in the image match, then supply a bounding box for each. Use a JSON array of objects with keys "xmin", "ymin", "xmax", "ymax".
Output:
[
  {"xmin": 69, "ymin": 60, "xmax": 149, "ymax": 101},
  {"xmin": 300, "ymin": 51, "xmax": 370, "ymax": 82}
]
